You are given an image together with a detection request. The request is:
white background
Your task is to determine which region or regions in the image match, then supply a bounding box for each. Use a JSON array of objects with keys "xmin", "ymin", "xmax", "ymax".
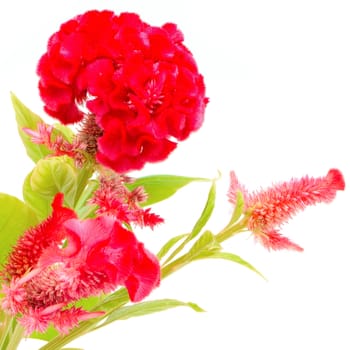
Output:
[{"xmin": 1, "ymin": 1, "xmax": 349, "ymax": 349}]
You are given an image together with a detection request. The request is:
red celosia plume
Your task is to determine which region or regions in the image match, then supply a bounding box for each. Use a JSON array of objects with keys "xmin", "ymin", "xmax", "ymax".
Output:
[{"xmin": 227, "ymin": 169, "xmax": 345, "ymax": 251}]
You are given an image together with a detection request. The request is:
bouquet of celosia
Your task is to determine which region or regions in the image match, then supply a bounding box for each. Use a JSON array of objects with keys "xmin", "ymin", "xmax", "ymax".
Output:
[{"xmin": 0, "ymin": 9, "xmax": 345, "ymax": 350}]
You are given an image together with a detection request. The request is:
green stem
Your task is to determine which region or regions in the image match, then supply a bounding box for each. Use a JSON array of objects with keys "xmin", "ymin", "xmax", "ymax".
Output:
[
  {"xmin": 0, "ymin": 311, "xmax": 10, "ymax": 349},
  {"xmin": 39, "ymin": 321, "xmax": 94, "ymax": 350},
  {"xmin": 215, "ymin": 220, "xmax": 248, "ymax": 243},
  {"xmin": 6, "ymin": 321, "xmax": 24, "ymax": 350},
  {"xmin": 0, "ymin": 313, "xmax": 25, "ymax": 350},
  {"xmin": 161, "ymin": 255, "xmax": 190, "ymax": 279},
  {"xmin": 39, "ymin": 290, "xmax": 130, "ymax": 350}
]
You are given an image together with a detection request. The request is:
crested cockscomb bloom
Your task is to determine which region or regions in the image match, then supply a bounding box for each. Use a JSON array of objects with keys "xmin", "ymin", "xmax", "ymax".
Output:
[
  {"xmin": 227, "ymin": 169, "xmax": 345, "ymax": 251},
  {"xmin": 37, "ymin": 10, "xmax": 208, "ymax": 173},
  {"xmin": 90, "ymin": 174, "xmax": 164, "ymax": 229},
  {"xmin": 1, "ymin": 193, "xmax": 160, "ymax": 334}
]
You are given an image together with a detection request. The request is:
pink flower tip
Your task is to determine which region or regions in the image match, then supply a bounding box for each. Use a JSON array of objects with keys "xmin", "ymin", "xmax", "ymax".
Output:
[{"xmin": 327, "ymin": 169, "xmax": 345, "ymax": 191}]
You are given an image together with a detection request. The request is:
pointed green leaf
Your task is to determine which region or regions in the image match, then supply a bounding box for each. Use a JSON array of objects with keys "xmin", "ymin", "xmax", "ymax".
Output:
[
  {"xmin": 11, "ymin": 92, "xmax": 50, "ymax": 162},
  {"xmin": 188, "ymin": 230, "xmax": 221, "ymax": 258},
  {"xmin": 0, "ymin": 193, "xmax": 39, "ymax": 266},
  {"xmin": 97, "ymin": 288, "xmax": 130, "ymax": 311},
  {"xmin": 98, "ymin": 299, "xmax": 204, "ymax": 329},
  {"xmin": 30, "ymin": 326, "xmax": 58, "ymax": 342},
  {"xmin": 192, "ymin": 251, "xmax": 266, "ymax": 279},
  {"xmin": 126, "ymin": 175, "xmax": 210, "ymax": 206},
  {"xmin": 74, "ymin": 165, "xmax": 95, "ymax": 208},
  {"xmin": 189, "ymin": 180, "xmax": 216, "ymax": 238},
  {"xmin": 157, "ymin": 233, "xmax": 188, "ymax": 260},
  {"xmin": 75, "ymin": 179, "xmax": 99, "ymax": 219},
  {"xmin": 228, "ymin": 190, "xmax": 245, "ymax": 226},
  {"xmin": 163, "ymin": 180, "xmax": 216, "ymax": 264},
  {"xmin": 52, "ymin": 123, "xmax": 75, "ymax": 143}
]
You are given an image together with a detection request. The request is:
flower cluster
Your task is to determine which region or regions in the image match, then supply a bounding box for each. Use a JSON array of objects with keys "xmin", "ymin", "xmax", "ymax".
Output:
[
  {"xmin": 90, "ymin": 173, "xmax": 164, "ymax": 229},
  {"xmin": 37, "ymin": 10, "xmax": 208, "ymax": 173},
  {"xmin": 0, "ymin": 8, "xmax": 346, "ymax": 350},
  {"xmin": 1, "ymin": 193, "xmax": 160, "ymax": 334}
]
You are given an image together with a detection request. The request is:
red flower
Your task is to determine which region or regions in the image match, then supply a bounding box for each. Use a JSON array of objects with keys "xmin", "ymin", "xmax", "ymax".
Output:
[
  {"xmin": 228, "ymin": 169, "xmax": 345, "ymax": 251},
  {"xmin": 3, "ymin": 193, "xmax": 77, "ymax": 280},
  {"xmin": 37, "ymin": 10, "xmax": 208, "ymax": 173},
  {"xmin": 1, "ymin": 193, "xmax": 160, "ymax": 334},
  {"xmin": 90, "ymin": 174, "xmax": 164, "ymax": 229}
]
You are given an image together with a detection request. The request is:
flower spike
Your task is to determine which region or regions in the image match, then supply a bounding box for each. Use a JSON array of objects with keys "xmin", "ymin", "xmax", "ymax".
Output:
[{"xmin": 228, "ymin": 169, "xmax": 345, "ymax": 251}]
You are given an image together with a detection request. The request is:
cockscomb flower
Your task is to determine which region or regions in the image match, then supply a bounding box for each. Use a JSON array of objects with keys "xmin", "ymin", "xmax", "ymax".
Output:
[
  {"xmin": 37, "ymin": 10, "xmax": 208, "ymax": 173},
  {"xmin": 1, "ymin": 193, "xmax": 160, "ymax": 334},
  {"xmin": 227, "ymin": 169, "xmax": 345, "ymax": 251},
  {"xmin": 90, "ymin": 173, "xmax": 164, "ymax": 229}
]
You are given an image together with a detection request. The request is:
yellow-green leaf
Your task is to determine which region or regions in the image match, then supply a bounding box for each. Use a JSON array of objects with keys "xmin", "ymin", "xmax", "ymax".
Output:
[
  {"xmin": 30, "ymin": 326, "xmax": 58, "ymax": 342},
  {"xmin": 188, "ymin": 230, "xmax": 221, "ymax": 259},
  {"xmin": 74, "ymin": 179, "xmax": 99, "ymax": 219},
  {"xmin": 127, "ymin": 174, "xmax": 210, "ymax": 206},
  {"xmin": 157, "ymin": 233, "xmax": 188, "ymax": 260},
  {"xmin": 189, "ymin": 180, "xmax": 216, "ymax": 238},
  {"xmin": 192, "ymin": 251, "xmax": 266, "ymax": 279},
  {"xmin": 228, "ymin": 190, "xmax": 245, "ymax": 226},
  {"xmin": 0, "ymin": 193, "xmax": 39, "ymax": 266},
  {"xmin": 11, "ymin": 92, "xmax": 50, "ymax": 163},
  {"xmin": 163, "ymin": 180, "xmax": 216, "ymax": 264},
  {"xmin": 99, "ymin": 299, "xmax": 204, "ymax": 329}
]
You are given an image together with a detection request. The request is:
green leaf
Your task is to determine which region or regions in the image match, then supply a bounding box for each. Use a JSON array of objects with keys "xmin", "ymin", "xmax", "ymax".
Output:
[
  {"xmin": 74, "ymin": 179, "xmax": 99, "ymax": 219},
  {"xmin": 11, "ymin": 92, "xmax": 50, "ymax": 163},
  {"xmin": 163, "ymin": 180, "xmax": 216, "ymax": 264},
  {"xmin": 30, "ymin": 156, "xmax": 78, "ymax": 208},
  {"xmin": 160, "ymin": 231, "xmax": 221, "ymax": 278},
  {"xmin": 157, "ymin": 233, "xmax": 188, "ymax": 260},
  {"xmin": 126, "ymin": 175, "xmax": 210, "ymax": 206},
  {"xmin": 74, "ymin": 166, "xmax": 95, "ymax": 210},
  {"xmin": 30, "ymin": 326, "xmax": 58, "ymax": 342},
  {"xmin": 75, "ymin": 295, "xmax": 101, "ymax": 312},
  {"xmin": 189, "ymin": 180, "xmax": 216, "ymax": 238},
  {"xmin": 192, "ymin": 251, "xmax": 266, "ymax": 279},
  {"xmin": 52, "ymin": 123, "xmax": 75, "ymax": 143},
  {"xmin": 0, "ymin": 193, "xmax": 38, "ymax": 266},
  {"xmin": 188, "ymin": 230, "xmax": 221, "ymax": 259},
  {"xmin": 98, "ymin": 299, "xmax": 204, "ymax": 329},
  {"xmin": 228, "ymin": 190, "xmax": 245, "ymax": 226},
  {"xmin": 97, "ymin": 288, "xmax": 130, "ymax": 311}
]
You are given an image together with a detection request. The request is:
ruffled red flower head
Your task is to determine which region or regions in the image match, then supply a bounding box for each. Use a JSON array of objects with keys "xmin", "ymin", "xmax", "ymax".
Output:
[
  {"xmin": 2, "ymin": 193, "xmax": 160, "ymax": 334},
  {"xmin": 37, "ymin": 10, "xmax": 208, "ymax": 172}
]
